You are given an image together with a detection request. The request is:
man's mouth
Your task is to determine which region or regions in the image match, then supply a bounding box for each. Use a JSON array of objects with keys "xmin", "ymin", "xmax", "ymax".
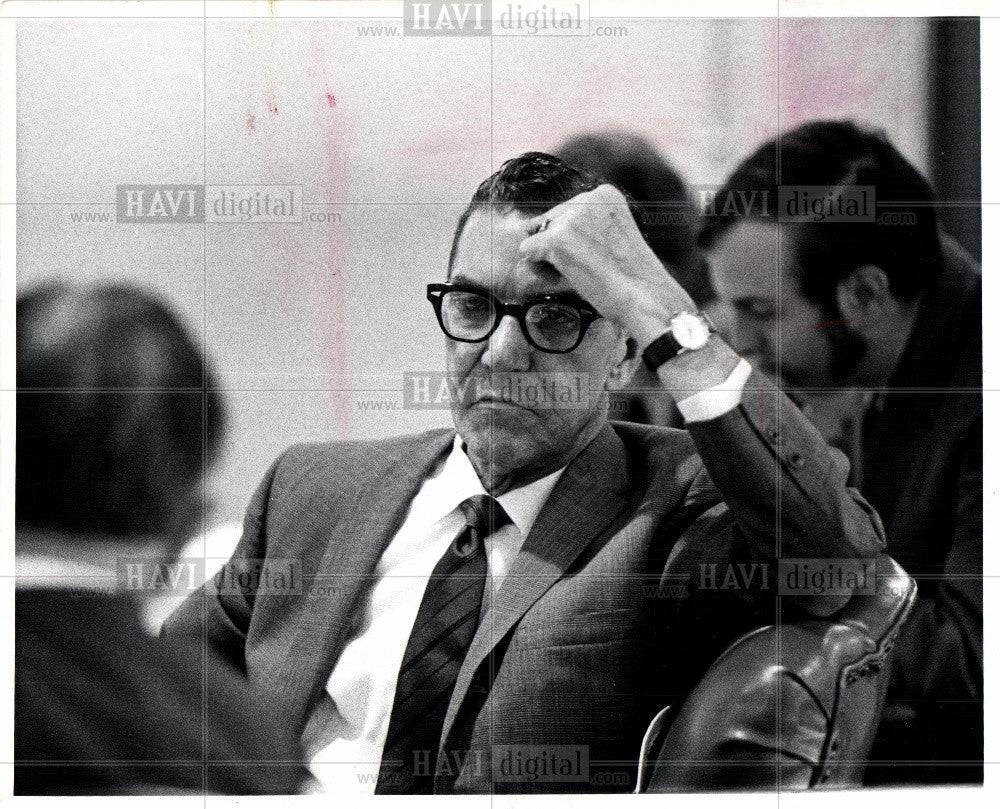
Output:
[{"xmin": 471, "ymin": 395, "xmax": 529, "ymax": 410}]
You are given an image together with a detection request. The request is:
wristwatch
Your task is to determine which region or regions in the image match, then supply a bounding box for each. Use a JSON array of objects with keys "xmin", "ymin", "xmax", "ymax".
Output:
[{"xmin": 642, "ymin": 311, "xmax": 715, "ymax": 371}]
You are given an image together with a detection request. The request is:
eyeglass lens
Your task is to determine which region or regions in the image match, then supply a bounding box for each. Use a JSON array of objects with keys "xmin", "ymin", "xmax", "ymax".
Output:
[{"xmin": 439, "ymin": 290, "xmax": 585, "ymax": 351}]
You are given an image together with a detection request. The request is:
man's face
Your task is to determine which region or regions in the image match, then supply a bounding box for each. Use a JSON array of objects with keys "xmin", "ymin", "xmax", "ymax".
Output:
[
  {"xmin": 445, "ymin": 210, "xmax": 630, "ymax": 484},
  {"xmin": 708, "ymin": 221, "xmax": 865, "ymax": 388}
]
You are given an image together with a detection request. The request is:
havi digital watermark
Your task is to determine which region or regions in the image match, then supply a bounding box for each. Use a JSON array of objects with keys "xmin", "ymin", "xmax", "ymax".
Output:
[{"xmin": 404, "ymin": 1, "xmax": 588, "ymax": 37}]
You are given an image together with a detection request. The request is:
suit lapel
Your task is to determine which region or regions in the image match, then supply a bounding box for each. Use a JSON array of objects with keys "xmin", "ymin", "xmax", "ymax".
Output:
[
  {"xmin": 281, "ymin": 430, "xmax": 455, "ymax": 730},
  {"xmin": 438, "ymin": 423, "xmax": 632, "ymax": 757}
]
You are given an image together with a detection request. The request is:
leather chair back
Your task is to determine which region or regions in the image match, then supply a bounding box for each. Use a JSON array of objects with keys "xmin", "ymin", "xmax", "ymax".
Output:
[{"xmin": 637, "ymin": 554, "xmax": 916, "ymax": 791}]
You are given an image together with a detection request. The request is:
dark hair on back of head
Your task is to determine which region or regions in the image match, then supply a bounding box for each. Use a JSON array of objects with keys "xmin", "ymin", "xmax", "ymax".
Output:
[
  {"xmin": 16, "ymin": 283, "xmax": 224, "ymax": 538},
  {"xmin": 698, "ymin": 120, "xmax": 942, "ymax": 311}
]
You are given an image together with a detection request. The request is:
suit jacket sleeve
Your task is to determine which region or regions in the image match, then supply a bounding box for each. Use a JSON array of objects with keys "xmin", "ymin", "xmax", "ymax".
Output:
[
  {"xmin": 162, "ymin": 454, "xmax": 283, "ymax": 671},
  {"xmin": 676, "ymin": 369, "xmax": 887, "ymax": 617}
]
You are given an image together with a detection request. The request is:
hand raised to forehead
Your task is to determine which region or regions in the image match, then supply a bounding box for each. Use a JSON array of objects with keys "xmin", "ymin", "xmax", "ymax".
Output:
[{"xmin": 517, "ymin": 184, "xmax": 696, "ymax": 349}]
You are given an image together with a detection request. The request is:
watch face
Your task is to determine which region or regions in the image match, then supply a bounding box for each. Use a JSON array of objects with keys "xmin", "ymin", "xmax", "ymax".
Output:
[{"xmin": 671, "ymin": 312, "xmax": 710, "ymax": 350}]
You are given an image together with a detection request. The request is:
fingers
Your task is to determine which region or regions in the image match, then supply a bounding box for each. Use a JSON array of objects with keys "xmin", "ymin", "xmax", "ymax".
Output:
[
  {"xmin": 520, "ymin": 207, "xmax": 567, "ymax": 263},
  {"xmin": 518, "ymin": 227, "xmax": 553, "ymax": 263},
  {"xmin": 523, "ymin": 210, "xmax": 564, "ymax": 259},
  {"xmin": 524, "ymin": 184, "xmax": 624, "ymax": 233},
  {"xmin": 521, "ymin": 202, "xmax": 566, "ymax": 263},
  {"xmin": 519, "ymin": 192, "xmax": 592, "ymax": 262},
  {"xmin": 519, "ymin": 183, "xmax": 635, "ymax": 270},
  {"xmin": 526, "ymin": 213, "xmax": 552, "ymax": 235}
]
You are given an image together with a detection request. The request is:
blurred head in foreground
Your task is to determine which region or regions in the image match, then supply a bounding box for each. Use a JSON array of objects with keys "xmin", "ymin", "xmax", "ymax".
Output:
[
  {"xmin": 15, "ymin": 285, "xmax": 312, "ymax": 796},
  {"xmin": 16, "ymin": 283, "xmax": 224, "ymax": 551}
]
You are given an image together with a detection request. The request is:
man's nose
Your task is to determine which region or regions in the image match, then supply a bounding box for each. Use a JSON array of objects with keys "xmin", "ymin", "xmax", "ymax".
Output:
[{"xmin": 481, "ymin": 315, "xmax": 532, "ymax": 371}]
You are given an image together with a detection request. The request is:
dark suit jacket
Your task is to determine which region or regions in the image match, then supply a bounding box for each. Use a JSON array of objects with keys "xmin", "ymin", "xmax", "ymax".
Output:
[
  {"xmin": 862, "ymin": 238, "xmax": 983, "ymax": 784},
  {"xmin": 15, "ymin": 588, "xmax": 312, "ymax": 795},
  {"xmin": 166, "ymin": 371, "xmax": 884, "ymax": 793}
]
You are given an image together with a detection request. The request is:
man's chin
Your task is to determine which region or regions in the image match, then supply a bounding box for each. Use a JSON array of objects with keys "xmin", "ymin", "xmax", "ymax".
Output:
[
  {"xmin": 461, "ymin": 433, "xmax": 538, "ymax": 483},
  {"xmin": 456, "ymin": 408, "xmax": 539, "ymax": 455}
]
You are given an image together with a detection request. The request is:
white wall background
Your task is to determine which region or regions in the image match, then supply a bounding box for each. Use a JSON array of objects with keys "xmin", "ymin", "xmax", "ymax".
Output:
[{"xmin": 15, "ymin": 16, "xmax": 931, "ymax": 523}]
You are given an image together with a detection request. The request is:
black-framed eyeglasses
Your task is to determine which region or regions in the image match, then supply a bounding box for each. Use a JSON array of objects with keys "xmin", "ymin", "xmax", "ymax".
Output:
[{"xmin": 426, "ymin": 283, "xmax": 603, "ymax": 354}]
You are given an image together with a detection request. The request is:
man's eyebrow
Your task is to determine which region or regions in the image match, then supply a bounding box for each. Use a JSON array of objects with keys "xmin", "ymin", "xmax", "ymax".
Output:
[
  {"xmin": 448, "ymin": 274, "xmax": 488, "ymax": 290},
  {"xmin": 534, "ymin": 289, "xmax": 589, "ymax": 304},
  {"xmin": 445, "ymin": 275, "xmax": 587, "ymax": 305}
]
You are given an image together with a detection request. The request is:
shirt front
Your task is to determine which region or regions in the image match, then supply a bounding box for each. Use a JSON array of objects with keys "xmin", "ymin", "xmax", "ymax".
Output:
[{"xmin": 309, "ymin": 436, "xmax": 563, "ymax": 794}]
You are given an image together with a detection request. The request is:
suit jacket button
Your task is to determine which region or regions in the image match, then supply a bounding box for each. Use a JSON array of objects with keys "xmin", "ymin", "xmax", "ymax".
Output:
[{"xmin": 789, "ymin": 453, "xmax": 804, "ymax": 468}]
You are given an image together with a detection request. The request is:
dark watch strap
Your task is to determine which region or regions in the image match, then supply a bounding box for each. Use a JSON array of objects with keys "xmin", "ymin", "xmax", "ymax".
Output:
[{"xmin": 642, "ymin": 331, "xmax": 684, "ymax": 371}]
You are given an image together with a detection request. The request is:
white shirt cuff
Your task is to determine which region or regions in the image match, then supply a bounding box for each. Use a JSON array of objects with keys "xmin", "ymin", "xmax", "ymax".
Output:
[{"xmin": 676, "ymin": 358, "xmax": 752, "ymax": 423}]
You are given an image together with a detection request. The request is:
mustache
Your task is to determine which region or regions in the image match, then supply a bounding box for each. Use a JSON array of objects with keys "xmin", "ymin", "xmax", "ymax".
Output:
[{"xmin": 447, "ymin": 372, "xmax": 592, "ymax": 410}]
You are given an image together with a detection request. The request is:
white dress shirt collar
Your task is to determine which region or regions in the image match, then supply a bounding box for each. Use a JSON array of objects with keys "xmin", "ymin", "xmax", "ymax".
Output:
[
  {"xmin": 15, "ymin": 554, "xmax": 119, "ymax": 593},
  {"xmin": 420, "ymin": 435, "xmax": 565, "ymax": 539}
]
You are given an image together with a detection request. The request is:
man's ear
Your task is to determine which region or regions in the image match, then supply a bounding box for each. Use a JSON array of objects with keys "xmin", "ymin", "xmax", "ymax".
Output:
[
  {"xmin": 605, "ymin": 336, "xmax": 641, "ymax": 390},
  {"xmin": 835, "ymin": 264, "xmax": 892, "ymax": 324}
]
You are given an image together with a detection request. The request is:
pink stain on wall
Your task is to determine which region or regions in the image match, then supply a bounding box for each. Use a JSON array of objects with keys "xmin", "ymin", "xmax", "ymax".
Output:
[
  {"xmin": 309, "ymin": 35, "xmax": 352, "ymax": 436},
  {"xmin": 778, "ymin": 20, "xmax": 894, "ymax": 126},
  {"xmin": 246, "ymin": 110, "xmax": 256, "ymax": 133},
  {"xmin": 266, "ymin": 89, "xmax": 279, "ymax": 115},
  {"xmin": 407, "ymin": 129, "xmax": 490, "ymax": 160}
]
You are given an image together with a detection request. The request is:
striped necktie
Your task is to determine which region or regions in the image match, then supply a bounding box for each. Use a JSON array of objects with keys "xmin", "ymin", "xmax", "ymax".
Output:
[{"xmin": 375, "ymin": 494, "xmax": 509, "ymax": 794}]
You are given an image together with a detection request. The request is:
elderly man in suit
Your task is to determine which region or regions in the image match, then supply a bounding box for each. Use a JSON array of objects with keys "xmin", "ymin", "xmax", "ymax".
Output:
[{"xmin": 166, "ymin": 152, "xmax": 885, "ymax": 794}]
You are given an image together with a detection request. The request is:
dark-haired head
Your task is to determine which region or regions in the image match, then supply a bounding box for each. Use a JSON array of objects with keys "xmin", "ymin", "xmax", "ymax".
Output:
[
  {"xmin": 16, "ymin": 284, "xmax": 224, "ymax": 540},
  {"xmin": 447, "ymin": 151, "xmax": 646, "ymax": 275},
  {"xmin": 700, "ymin": 119, "xmax": 942, "ymax": 312},
  {"xmin": 702, "ymin": 121, "xmax": 945, "ymax": 389}
]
